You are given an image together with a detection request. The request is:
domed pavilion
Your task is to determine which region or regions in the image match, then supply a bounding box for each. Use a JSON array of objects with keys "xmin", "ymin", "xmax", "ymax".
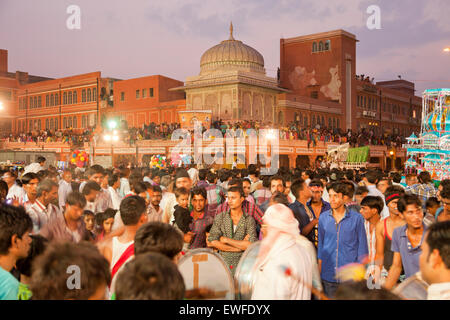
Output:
[{"xmin": 172, "ymin": 23, "xmax": 288, "ymax": 123}]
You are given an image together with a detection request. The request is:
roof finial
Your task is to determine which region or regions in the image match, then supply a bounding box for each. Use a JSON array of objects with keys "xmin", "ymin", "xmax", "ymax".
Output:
[{"xmin": 229, "ymin": 21, "xmax": 234, "ymax": 40}]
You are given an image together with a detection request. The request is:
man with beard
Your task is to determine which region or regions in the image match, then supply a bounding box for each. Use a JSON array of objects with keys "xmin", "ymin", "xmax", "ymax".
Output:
[
  {"xmin": 384, "ymin": 194, "xmax": 427, "ymax": 290},
  {"xmin": 187, "ymin": 187, "xmax": 213, "ymax": 250}
]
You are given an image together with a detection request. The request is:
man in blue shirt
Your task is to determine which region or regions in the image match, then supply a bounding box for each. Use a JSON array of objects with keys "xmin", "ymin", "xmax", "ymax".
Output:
[
  {"xmin": 318, "ymin": 182, "xmax": 368, "ymax": 298},
  {"xmin": 384, "ymin": 194, "xmax": 427, "ymax": 290},
  {"xmin": 0, "ymin": 205, "xmax": 33, "ymax": 300},
  {"xmin": 288, "ymin": 179, "xmax": 313, "ymax": 242}
]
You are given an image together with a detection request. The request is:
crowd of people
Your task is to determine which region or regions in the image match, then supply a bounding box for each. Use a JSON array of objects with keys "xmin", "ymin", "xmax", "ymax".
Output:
[
  {"xmin": 2, "ymin": 129, "xmax": 92, "ymax": 146},
  {"xmin": 1, "ymin": 119, "xmax": 405, "ymax": 149},
  {"xmin": 0, "ymin": 156, "xmax": 449, "ymax": 300}
]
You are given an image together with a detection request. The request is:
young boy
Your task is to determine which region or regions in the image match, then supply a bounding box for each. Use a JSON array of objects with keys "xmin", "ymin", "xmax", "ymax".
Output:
[{"xmin": 170, "ymin": 187, "xmax": 190, "ymax": 225}]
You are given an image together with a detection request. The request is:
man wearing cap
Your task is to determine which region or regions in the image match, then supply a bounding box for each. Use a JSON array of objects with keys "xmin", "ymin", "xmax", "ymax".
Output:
[{"xmin": 252, "ymin": 203, "xmax": 314, "ymax": 300}]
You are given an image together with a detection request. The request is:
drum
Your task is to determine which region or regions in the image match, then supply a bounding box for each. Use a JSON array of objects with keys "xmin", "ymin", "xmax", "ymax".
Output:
[
  {"xmin": 392, "ymin": 272, "xmax": 429, "ymax": 300},
  {"xmin": 178, "ymin": 248, "xmax": 235, "ymax": 300},
  {"xmin": 234, "ymin": 241, "xmax": 261, "ymax": 300}
]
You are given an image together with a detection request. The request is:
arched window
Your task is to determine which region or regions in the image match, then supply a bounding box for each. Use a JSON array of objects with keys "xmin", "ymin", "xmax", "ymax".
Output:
[
  {"xmin": 50, "ymin": 94, "xmax": 54, "ymax": 106},
  {"xmin": 68, "ymin": 117, "xmax": 72, "ymax": 128},
  {"xmin": 87, "ymin": 89, "xmax": 92, "ymax": 102},
  {"xmin": 312, "ymin": 115, "xmax": 316, "ymax": 127},
  {"xmin": 63, "ymin": 117, "xmax": 67, "ymax": 129},
  {"xmin": 54, "ymin": 93, "xmax": 58, "ymax": 105},
  {"xmin": 73, "ymin": 116, "xmax": 77, "ymax": 128},
  {"xmin": 50, "ymin": 118, "xmax": 54, "ymax": 130},
  {"xmin": 30, "ymin": 97, "xmax": 33, "ymax": 108},
  {"xmin": 333, "ymin": 118, "xmax": 336, "ymax": 129},
  {"xmin": 63, "ymin": 92, "xmax": 67, "ymax": 104},
  {"xmin": 46, "ymin": 95, "xmax": 49, "ymax": 107},
  {"xmin": 325, "ymin": 40, "xmax": 331, "ymax": 51},
  {"xmin": 55, "ymin": 118, "xmax": 58, "ymax": 130},
  {"xmin": 68, "ymin": 91, "xmax": 72, "ymax": 104},
  {"xmin": 73, "ymin": 91, "xmax": 77, "ymax": 103},
  {"xmin": 318, "ymin": 41, "xmax": 324, "ymax": 51},
  {"xmin": 82, "ymin": 89, "xmax": 86, "ymax": 102},
  {"xmin": 312, "ymin": 42, "xmax": 317, "ymax": 52},
  {"xmin": 34, "ymin": 97, "xmax": 37, "ymax": 108},
  {"xmin": 38, "ymin": 96, "xmax": 41, "ymax": 107},
  {"xmin": 328, "ymin": 118, "xmax": 332, "ymax": 128},
  {"xmin": 45, "ymin": 119, "xmax": 49, "ymax": 130},
  {"xmin": 93, "ymin": 88, "xmax": 97, "ymax": 101}
]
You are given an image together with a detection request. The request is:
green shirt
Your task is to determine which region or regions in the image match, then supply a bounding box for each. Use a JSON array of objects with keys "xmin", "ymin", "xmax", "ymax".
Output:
[{"xmin": 208, "ymin": 209, "xmax": 257, "ymax": 275}]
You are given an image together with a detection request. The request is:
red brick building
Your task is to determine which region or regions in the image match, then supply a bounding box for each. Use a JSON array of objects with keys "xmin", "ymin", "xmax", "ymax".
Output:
[
  {"xmin": 15, "ymin": 71, "xmax": 116, "ymax": 133},
  {"xmin": 111, "ymin": 75, "xmax": 185, "ymax": 127},
  {"xmin": 0, "ymin": 49, "xmax": 52, "ymax": 133},
  {"xmin": 278, "ymin": 30, "xmax": 422, "ymax": 135}
]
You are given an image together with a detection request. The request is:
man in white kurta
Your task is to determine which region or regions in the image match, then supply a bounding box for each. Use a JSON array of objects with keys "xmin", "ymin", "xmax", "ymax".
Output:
[{"xmin": 251, "ymin": 203, "xmax": 313, "ymax": 300}]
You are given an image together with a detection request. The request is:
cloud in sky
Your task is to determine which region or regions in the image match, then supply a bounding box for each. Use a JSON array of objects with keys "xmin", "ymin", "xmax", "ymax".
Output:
[{"xmin": 0, "ymin": 0, "xmax": 449, "ymax": 94}]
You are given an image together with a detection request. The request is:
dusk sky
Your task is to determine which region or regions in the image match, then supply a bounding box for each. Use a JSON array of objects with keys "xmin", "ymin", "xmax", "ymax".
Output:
[{"xmin": 1, "ymin": 0, "xmax": 449, "ymax": 95}]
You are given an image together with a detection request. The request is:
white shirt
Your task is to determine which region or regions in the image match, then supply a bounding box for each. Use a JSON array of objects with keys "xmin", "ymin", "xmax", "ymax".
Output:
[
  {"xmin": 108, "ymin": 186, "xmax": 122, "ymax": 210},
  {"xmin": 23, "ymin": 163, "xmax": 44, "ymax": 175},
  {"xmin": 251, "ymin": 235, "xmax": 313, "ymax": 300},
  {"xmin": 6, "ymin": 183, "xmax": 25, "ymax": 200},
  {"xmin": 143, "ymin": 176, "xmax": 153, "ymax": 184},
  {"xmin": 188, "ymin": 168, "xmax": 199, "ymax": 186},
  {"xmin": 119, "ymin": 178, "xmax": 130, "ymax": 198},
  {"xmin": 25, "ymin": 199, "xmax": 60, "ymax": 233},
  {"xmin": 427, "ymin": 282, "xmax": 450, "ymax": 300},
  {"xmin": 58, "ymin": 180, "xmax": 73, "ymax": 209}
]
